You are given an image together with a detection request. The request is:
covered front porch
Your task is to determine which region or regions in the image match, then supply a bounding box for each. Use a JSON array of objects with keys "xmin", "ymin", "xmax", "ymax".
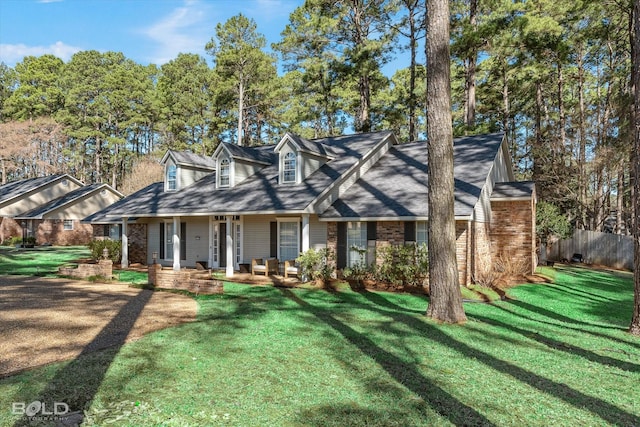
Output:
[{"xmin": 120, "ymin": 213, "xmax": 326, "ymax": 278}]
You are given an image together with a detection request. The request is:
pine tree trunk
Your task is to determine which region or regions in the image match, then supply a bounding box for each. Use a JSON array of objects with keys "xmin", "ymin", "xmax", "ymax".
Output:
[
  {"xmin": 425, "ymin": 0, "xmax": 467, "ymax": 324},
  {"xmin": 237, "ymin": 78, "xmax": 244, "ymax": 146},
  {"xmin": 628, "ymin": 0, "xmax": 640, "ymax": 336},
  {"xmin": 464, "ymin": 0, "xmax": 477, "ymax": 132}
]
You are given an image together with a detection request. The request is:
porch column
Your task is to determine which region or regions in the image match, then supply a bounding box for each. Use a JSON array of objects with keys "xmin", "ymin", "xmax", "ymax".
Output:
[
  {"xmin": 225, "ymin": 216, "xmax": 234, "ymax": 277},
  {"xmin": 302, "ymin": 214, "xmax": 310, "ymax": 253},
  {"xmin": 173, "ymin": 216, "xmax": 181, "ymax": 271},
  {"xmin": 121, "ymin": 217, "xmax": 129, "ymax": 268},
  {"xmin": 208, "ymin": 216, "xmax": 213, "ymax": 268}
]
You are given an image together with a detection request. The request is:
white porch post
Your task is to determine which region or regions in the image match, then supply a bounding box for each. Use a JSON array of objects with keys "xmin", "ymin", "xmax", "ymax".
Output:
[
  {"xmin": 121, "ymin": 217, "xmax": 129, "ymax": 268},
  {"xmin": 173, "ymin": 216, "xmax": 181, "ymax": 271},
  {"xmin": 208, "ymin": 216, "xmax": 213, "ymax": 268},
  {"xmin": 302, "ymin": 214, "xmax": 310, "ymax": 253},
  {"xmin": 225, "ymin": 216, "xmax": 234, "ymax": 277}
]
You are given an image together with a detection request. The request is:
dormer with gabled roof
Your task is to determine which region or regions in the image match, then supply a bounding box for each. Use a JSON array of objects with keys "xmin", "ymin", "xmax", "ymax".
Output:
[
  {"xmin": 161, "ymin": 150, "xmax": 216, "ymax": 192},
  {"xmin": 212, "ymin": 142, "xmax": 274, "ymax": 189},
  {"xmin": 274, "ymin": 133, "xmax": 334, "ymax": 185}
]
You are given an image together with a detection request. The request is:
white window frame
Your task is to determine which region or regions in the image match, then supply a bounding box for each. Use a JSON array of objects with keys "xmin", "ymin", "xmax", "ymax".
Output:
[
  {"xmin": 416, "ymin": 221, "xmax": 428, "ymax": 246},
  {"xmin": 277, "ymin": 218, "xmax": 300, "ymax": 262},
  {"xmin": 219, "ymin": 158, "xmax": 230, "ymax": 187},
  {"xmin": 347, "ymin": 221, "xmax": 367, "ymax": 268},
  {"xmin": 165, "ymin": 222, "xmax": 174, "ymax": 260},
  {"xmin": 282, "ymin": 152, "xmax": 297, "ymax": 183},
  {"xmin": 63, "ymin": 219, "xmax": 74, "ymax": 231},
  {"xmin": 166, "ymin": 162, "xmax": 177, "ymax": 191}
]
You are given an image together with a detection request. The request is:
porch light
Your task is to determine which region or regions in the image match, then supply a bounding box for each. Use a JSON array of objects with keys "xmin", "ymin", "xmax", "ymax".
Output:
[
  {"xmin": 102, "ymin": 247, "xmax": 109, "ymax": 259},
  {"xmin": 152, "ymin": 251, "xmax": 158, "ymax": 264}
]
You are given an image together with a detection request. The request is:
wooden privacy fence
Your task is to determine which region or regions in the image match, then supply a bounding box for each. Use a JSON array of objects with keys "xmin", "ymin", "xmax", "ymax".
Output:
[{"xmin": 547, "ymin": 229, "xmax": 634, "ymax": 271}]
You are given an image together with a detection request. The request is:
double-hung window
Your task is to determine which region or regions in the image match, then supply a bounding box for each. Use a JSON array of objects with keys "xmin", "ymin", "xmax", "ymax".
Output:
[
  {"xmin": 167, "ymin": 164, "xmax": 177, "ymax": 191},
  {"xmin": 219, "ymin": 158, "xmax": 230, "ymax": 187},
  {"xmin": 416, "ymin": 221, "xmax": 428, "ymax": 246},
  {"xmin": 346, "ymin": 222, "xmax": 367, "ymax": 267},
  {"xmin": 283, "ymin": 152, "xmax": 296, "ymax": 183},
  {"xmin": 279, "ymin": 220, "xmax": 299, "ymax": 262}
]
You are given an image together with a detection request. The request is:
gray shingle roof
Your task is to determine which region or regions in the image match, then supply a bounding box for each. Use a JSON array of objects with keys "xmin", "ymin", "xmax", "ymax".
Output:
[
  {"xmin": 221, "ymin": 143, "xmax": 276, "ymax": 165},
  {"xmin": 491, "ymin": 181, "xmax": 535, "ymax": 199},
  {"xmin": 16, "ymin": 183, "xmax": 120, "ymax": 219},
  {"xmin": 90, "ymin": 132, "xmax": 393, "ymax": 218},
  {"xmin": 83, "ymin": 182, "xmax": 165, "ymax": 223},
  {"xmin": 285, "ymin": 133, "xmax": 332, "ymax": 157},
  {"xmin": 319, "ymin": 133, "xmax": 505, "ymax": 219},
  {"xmin": 0, "ymin": 174, "xmax": 72, "ymax": 204},
  {"xmin": 168, "ymin": 150, "xmax": 216, "ymax": 170}
]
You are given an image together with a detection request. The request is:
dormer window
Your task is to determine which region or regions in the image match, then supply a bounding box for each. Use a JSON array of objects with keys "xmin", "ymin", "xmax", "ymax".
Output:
[
  {"xmin": 283, "ymin": 152, "xmax": 297, "ymax": 183},
  {"xmin": 167, "ymin": 164, "xmax": 177, "ymax": 191},
  {"xmin": 219, "ymin": 158, "xmax": 230, "ymax": 187}
]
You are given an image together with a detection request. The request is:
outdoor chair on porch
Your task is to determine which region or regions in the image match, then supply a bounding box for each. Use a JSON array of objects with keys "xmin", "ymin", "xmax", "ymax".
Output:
[
  {"xmin": 251, "ymin": 258, "xmax": 279, "ymax": 276},
  {"xmin": 284, "ymin": 260, "xmax": 300, "ymax": 279}
]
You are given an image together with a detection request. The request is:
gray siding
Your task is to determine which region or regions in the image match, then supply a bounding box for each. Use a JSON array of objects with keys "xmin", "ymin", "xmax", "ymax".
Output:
[
  {"xmin": 146, "ymin": 217, "xmax": 209, "ymax": 267},
  {"xmin": 234, "ymin": 160, "xmax": 263, "ymax": 185},
  {"xmin": 179, "ymin": 166, "xmax": 213, "ymax": 188},
  {"xmin": 243, "ymin": 214, "xmax": 275, "ymax": 262},
  {"xmin": 473, "ymin": 141, "xmax": 513, "ymax": 223},
  {"xmin": 301, "ymin": 153, "xmax": 326, "ymax": 180},
  {"xmin": 310, "ymin": 215, "xmax": 327, "ymax": 249}
]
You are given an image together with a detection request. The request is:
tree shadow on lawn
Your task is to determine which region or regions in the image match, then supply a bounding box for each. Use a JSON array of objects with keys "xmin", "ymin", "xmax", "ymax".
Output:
[
  {"xmin": 494, "ymin": 299, "xmax": 640, "ymax": 350},
  {"xmin": 470, "ymin": 310, "xmax": 640, "ymax": 373},
  {"xmin": 286, "ymin": 288, "xmax": 640, "ymax": 426},
  {"xmin": 280, "ymin": 288, "xmax": 496, "ymax": 427},
  {"xmin": 11, "ymin": 289, "xmax": 153, "ymax": 426}
]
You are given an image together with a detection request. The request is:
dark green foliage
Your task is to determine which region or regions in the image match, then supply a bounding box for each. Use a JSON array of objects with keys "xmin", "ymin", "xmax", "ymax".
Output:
[
  {"xmin": 537, "ymin": 201, "xmax": 573, "ymax": 242},
  {"xmin": 295, "ymin": 248, "xmax": 334, "ymax": 283},
  {"xmin": 373, "ymin": 243, "xmax": 428, "ymax": 287},
  {"xmin": 88, "ymin": 239, "xmax": 122, "ymax": 262}
]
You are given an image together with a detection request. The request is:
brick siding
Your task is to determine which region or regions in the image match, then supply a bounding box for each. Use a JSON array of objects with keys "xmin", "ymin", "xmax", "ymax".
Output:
[
  {"xmin": 489, "ymin": 199, "xmax": 536, "ymax": 274},
  {"xmin": 148, "ymin": 264, "xmax": 223, "ymax": 294},
  {"xmin": 58, "ymin": 259, "xmax": 113, "ymax": 279}
]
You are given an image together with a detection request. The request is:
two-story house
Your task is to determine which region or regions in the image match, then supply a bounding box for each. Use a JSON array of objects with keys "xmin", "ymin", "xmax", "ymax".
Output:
[{"xmin": 86, "ymin": 131, "xmax": 536, "ymax": 285}]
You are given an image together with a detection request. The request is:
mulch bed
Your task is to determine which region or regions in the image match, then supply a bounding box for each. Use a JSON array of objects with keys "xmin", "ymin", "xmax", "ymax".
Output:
[{"xmin": 0, "ymin": 276, "xmax": 197, "ymax": 378}]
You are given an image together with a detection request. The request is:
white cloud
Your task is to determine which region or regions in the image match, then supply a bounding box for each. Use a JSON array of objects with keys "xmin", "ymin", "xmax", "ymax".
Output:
[
  {"xmin": 141, "ymin": 0, "xmax": 213, "ymax": 65},
  {"xmin": 0, "ymin": 41, "xmax": 81, "ymax": 65}
]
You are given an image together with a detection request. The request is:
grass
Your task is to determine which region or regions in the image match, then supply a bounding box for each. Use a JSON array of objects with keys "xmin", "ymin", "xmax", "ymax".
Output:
[
  {"xmin": 0, "ymin": 245, "xmax": 90, "ymax": 276},
  {"xmin": 1, "ymin": 264, "xmax": 639, "ymax": 426}
]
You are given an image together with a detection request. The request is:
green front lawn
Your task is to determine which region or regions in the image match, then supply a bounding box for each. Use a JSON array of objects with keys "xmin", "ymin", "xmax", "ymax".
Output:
[
  {"xmin": 1, "ymin": 265, "xmax": 638, "ymax": 426},
  {"xmin": 0, "ymin": 245, "xmax": 90, "ymax": 276}
]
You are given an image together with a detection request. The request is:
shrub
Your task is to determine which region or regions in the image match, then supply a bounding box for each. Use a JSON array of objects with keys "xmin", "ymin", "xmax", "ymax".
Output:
[
  {"xmin": 296, "ymin": 248, "xmax": 334, "ymax": 283},
  {"xmin": 372, "ymin": 243, "xmax": 428, "ymax": 287},
  {"xmin": 341, "ymin": 246, "xmax": 372, "ymax": 283},
  {"xmin": 88, "ymin": 239, "xmax": 122, "ymax": 262},
  {"xmin": 473, "ymin": 251, "xmax": 530, "ymax": 288}
]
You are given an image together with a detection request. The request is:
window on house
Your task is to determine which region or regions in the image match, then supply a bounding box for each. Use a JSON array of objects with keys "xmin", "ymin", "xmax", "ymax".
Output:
[
  {"xmin": 109, "ymin": 224, "xmax": 122, "ymax": 241},
  {"xmin": 167, "ymin": 164, "xmax": 177, "ymax": 191},
  {"xmin": 219, "ymin": 158, "xmax": 230, "ymax": 187},
  {"xmin": 283, "ymin": 152, "xmax": 296, "ymax": 183},
  {"xmin": 416, "ymin": 221, "xmax": 428, "ymax": 245},
  {"xmin": 279, "ymin": 220, "xmax": 299, "ymax": 262},
  {"xmin": 165, "ymin": 222, "xmax": 174, "ymax": 259},
  {"xmin": 347, "ymin": 222, "xmax": 367, "ymax": 267},
  {"xmin": 63, "ymin": 220, "xmax": 73, "ymax": 231}
]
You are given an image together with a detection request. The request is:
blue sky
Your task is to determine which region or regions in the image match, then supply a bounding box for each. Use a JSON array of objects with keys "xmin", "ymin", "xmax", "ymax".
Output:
[{"xmin": 0, "ymin": 0, "xmax": 301, "ymax": 67}]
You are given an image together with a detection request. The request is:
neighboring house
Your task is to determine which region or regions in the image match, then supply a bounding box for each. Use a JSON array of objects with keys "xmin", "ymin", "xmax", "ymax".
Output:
[
  {"xmin": 86, "ymin": 131, "xmax": 536, "ymax": 285},
  {"xmin": 0, "ymin": 174, "xmax": 122, "ymax": 245}
]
